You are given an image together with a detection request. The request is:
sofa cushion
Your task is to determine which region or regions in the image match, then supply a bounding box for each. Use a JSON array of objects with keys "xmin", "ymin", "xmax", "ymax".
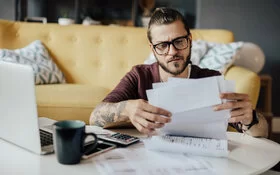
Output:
[
  {"xmin": 35, "ymin": 84, "xmax": 110, "ymax": 124},
  {"xmin": 0, "ymin": 40, "xmax": 66, "ymax": 84}
]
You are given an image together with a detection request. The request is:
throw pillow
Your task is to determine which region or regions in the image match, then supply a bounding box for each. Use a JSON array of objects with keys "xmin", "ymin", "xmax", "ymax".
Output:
[
  {"xmin": 144, "ymin": 53, "xmax": 156, "ymax": 64},
  {"xmin": 0, "ymin": 40, "xmax": 66, "ymax": 84},
  {"xmin": 199, "ymin": 42, "xmax": 244, "ymax": 73},
  {"xmin": 190, "ymin": 40, "xmax": 208, "ymax": 65}
]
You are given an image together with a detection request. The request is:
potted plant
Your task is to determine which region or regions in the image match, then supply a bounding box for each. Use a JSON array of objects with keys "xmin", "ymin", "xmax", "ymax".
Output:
[{"xmin": 58, "ymin": 10, "xmax": 74, "ymax": 26}]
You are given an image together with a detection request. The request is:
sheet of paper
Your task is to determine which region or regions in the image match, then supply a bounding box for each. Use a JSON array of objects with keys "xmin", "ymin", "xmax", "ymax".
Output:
[
  {"xmin": 146, "ymin": 89, "xmax": 158, "ymax": 107},
  {"xmin": 162, "ymin": 119, "xmax": 228, "ymax": 140},
  {"xmin": 148, "ymin": 76, "xmax": 222, "ymax": 113},
  {"xmin": 152, "ymin": 81, "xmax": 168, "ymax": 89},
  {"xmin": 168, "ymin": 75, "xmax": 235, "ymax": 94},
  {"xmin": 160, "ymin": 106, "xmax": 230, "ymax": 140},
  {"xmin": 85, "ymin": 125, "xmax": 115, "ymax": 135},
  {"xmin": 146, "ymin": 76, "xmax": 235, "ymax": 140},
  {"xmin": 143, "ymin": 135, "xmax": 228, "ymax": 157},
  {"xmin": 94, "ymin": 146, "xmax": 216, "ymax": 175},
  {"xmin": 85, "ymin": 125, "xmax": 115, "ymax": 143},
  {"xmin": 215, "ymin": 76, "xmax": 235, "ymax": 103}
]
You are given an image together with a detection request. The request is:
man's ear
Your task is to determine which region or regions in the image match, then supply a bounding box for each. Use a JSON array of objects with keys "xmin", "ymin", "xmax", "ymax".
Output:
[
  {"xmin": 149, "ymin": 43, "xmax": 155, "ymax": 53},
  {"xmin": 149, "ymin": 43, "xmax": 153, "ymax": 49}
]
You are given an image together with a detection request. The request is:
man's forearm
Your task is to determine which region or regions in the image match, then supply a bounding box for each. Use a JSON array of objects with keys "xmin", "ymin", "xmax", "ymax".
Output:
[{"xmin": 89, "ymin": 101, "xmax": 130, "ymax": 127}]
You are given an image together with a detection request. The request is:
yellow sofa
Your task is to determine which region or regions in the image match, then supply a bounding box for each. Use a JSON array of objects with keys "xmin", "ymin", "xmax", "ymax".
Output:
[{"xmin": 0, "ymin": 19, "xmax": 260, "ymax": 124}]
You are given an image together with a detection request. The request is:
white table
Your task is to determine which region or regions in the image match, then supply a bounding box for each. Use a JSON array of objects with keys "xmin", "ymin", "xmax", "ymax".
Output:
[{"xmin": 1, "ymin": 130, "xmax": 280, "ymax": 175}]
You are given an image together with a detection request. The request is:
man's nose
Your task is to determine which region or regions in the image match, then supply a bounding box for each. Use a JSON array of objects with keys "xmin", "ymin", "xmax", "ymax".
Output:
[{"xmin": 168, "ymin": 44, "xmax": 178, "ymax": 55}]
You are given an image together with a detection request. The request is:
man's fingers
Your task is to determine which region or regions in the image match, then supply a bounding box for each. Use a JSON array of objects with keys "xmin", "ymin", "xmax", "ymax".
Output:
[
  {"xmin": 220, "ymin": 93, "xmax": 249, "ymax": 101},
  {"xmin": 228, "ymin": 116, "xmax": 243, "ymax": 123},
  {"xmin": 141, "ymin": 101, "xmax": 171, "ymax": 117},
  {"xmin": 214, "ymin": 101, "xmax": 251, "ymax": 111},
  {"xmin": 141, "ymin": 111, "xmax": 171, "ymax": 124},
  {"xmin": 230, "ymin": 108, "xmax": 246, "ymax": 117},
  {"xmin": 230, "ymin": 108, "xmax": 252, "ymax": 117},
  {"xmin": 228, "ymin": 113, "xmax": 252, "ymax": 124},
  {"xmin": 132, "ymin": 120, "xmax": 155, "ymax": 134},
  {"xmin": 128, "ymin": 99, "xmax": 172, "ymax": 134},
  {"xmin": 134, "ymin": 115, "xmax": 165, "ymax": 129}
]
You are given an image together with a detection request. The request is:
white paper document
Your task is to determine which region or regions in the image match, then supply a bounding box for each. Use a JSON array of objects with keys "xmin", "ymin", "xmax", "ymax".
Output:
[
  {"xmin": 85, "ymin": 125, "xmax": 115, "ymax": 143},
  {"xmin": 162, "ymin": 106, "xmax": 229, "ymax": 139},
  {"xmin": 85, "ymin": 125, "xmax": 115, "ymax": 135},
  {"xmin": 143, "ymin": 135, "xmax": 229, "ymax": 157},
  {"xmin": 150, "ymin": 77, "xmax": 222, "ymax": 113},
  {"xmin": 145, "ymin": 75, "xmax": 235, "ymax": 157},
  {"xmin": 94, "ymin": 145, "xmax": 216, "ymax": 175}
]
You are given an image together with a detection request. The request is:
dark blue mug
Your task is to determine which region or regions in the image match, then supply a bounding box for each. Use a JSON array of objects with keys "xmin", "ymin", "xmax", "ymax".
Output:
[{"xmin": 53, "ymin": 120, "xmax": 98, "ymax": 165}]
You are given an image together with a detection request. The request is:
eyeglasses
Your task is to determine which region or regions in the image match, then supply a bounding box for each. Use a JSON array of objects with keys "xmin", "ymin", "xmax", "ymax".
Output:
[{"xmin": 152, "ymin": 34, "xmax": 190, "ymax": 55}]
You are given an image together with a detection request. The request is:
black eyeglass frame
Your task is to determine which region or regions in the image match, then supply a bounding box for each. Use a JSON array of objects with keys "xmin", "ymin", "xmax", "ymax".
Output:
[{"xmin": 152, "ymin": 34, "xmax": 190, "ymax": 55}]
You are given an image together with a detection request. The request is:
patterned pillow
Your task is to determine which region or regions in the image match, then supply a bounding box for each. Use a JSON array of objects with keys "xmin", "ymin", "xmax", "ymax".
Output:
[
  {"xmin": 199, "ymin": 42, "xmax": 244, "ymax": 73},
  {"xmin": 0, "ymin": 40, "xmax": 66, "ymax": 84},
  {"xmin": 190, "ymin": 40, "xmax": 208, "ymax": 65}
]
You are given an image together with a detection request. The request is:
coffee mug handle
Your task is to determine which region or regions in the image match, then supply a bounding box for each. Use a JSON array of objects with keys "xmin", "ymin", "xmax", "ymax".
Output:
[{"xmin": 82, "ymin": 133, "xmax": 98, "ymax": 156}]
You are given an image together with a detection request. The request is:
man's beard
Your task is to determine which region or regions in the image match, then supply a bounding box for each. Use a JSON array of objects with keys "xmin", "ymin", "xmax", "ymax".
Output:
[{"xmin": 155, "ymin": 52, "xmax": 191, "ymax": 76}]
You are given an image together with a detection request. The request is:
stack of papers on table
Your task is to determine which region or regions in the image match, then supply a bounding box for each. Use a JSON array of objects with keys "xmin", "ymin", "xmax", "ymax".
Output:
[
  {"xmin": 95, "ymin": 145, "xmax": 217, "ymax": 175},
  {"xmin": 144, "ymin": 75, "xmax": 235, "ymax": 157}
]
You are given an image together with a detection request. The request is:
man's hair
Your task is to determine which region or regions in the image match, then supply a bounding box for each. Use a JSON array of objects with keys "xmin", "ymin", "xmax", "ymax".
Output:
[{"xmin": 147, "ymin": 7, "xmax": 191, "ymax": 43}]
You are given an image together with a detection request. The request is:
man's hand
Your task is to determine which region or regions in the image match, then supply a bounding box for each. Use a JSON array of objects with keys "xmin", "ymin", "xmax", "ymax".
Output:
[
  {"xmin": 214, "ymin": 93, "xmax": 253, "ymax": 125},
  {"xmin": 123, "ymin": 99, "xmax": 172, "ymax": 135}
]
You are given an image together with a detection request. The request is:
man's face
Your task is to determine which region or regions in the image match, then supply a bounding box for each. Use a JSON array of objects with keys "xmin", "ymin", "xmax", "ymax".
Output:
[{"xmin": 149, "ymin": 20, "xmax": 191, "ymax": 76}]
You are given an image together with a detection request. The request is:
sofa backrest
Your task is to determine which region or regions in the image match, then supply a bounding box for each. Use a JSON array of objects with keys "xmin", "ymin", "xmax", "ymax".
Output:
[{"xmin": 0, "ymin": 20, "xmax": 234, "ymax": 90}]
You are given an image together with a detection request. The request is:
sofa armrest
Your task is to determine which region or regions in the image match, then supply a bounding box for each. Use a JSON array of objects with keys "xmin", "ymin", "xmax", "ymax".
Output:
[
  {"xmin": 224, "ymin": 66, "xmax": 260, "ymax": 109},
  {"xmin": 35, "ymin": 84, "xmax": 110, "ymax": 124}
]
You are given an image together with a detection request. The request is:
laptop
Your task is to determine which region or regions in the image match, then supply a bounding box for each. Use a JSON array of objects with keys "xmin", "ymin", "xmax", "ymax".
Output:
[{"xmin": 0, "ymin": 61, "xmax": 55, "ymax": 155}]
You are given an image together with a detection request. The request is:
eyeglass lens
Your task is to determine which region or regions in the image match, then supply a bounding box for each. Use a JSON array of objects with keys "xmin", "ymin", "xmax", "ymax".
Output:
[{"xmin": 154, "ymin": 36, "xmax": 188, "ymax": 55}]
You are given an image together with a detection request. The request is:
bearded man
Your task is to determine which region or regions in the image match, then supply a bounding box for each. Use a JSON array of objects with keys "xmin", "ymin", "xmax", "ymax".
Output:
[{"xmin": 90, "ymin": 7, "xmax": 268, "ymax": 137}]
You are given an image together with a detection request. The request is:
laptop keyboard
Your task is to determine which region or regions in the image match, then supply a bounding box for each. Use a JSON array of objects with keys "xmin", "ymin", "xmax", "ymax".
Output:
[{"xmin": 40, "ymin": 129, "xmax": 53, "ymax": 146}]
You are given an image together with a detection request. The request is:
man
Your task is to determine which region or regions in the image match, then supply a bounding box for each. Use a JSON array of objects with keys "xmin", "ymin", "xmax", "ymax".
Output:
[{"xmin": 90, "ymin": 8, "xmax": 268, "ymax": 137}]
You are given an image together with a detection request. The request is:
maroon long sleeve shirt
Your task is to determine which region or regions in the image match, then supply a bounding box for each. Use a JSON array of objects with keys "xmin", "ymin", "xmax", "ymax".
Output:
[
  {"xmin": 103, "ymin": 62, "xmax": 220, "ymax": 102},
  {"xmin": 103, "ymin": 62, "xmax": 240, "ymax": 131}
]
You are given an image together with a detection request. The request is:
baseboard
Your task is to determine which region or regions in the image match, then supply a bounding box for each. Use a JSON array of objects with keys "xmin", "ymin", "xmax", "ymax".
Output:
[{"xmin": 272, "ymin": 117, "xmax": 280, "ymax": 133}]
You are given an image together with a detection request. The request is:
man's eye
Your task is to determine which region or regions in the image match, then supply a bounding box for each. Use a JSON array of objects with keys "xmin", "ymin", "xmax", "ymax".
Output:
[
  {"xmin": 156, "ymin": 43, "xmax": 168, "ymax": 50},
  {"xmin": 174, "ymin": 39, "xmax": 184, "ymax": 45}
]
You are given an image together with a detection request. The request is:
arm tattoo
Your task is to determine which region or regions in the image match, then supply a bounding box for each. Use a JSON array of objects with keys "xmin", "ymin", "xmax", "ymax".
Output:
[{"xmin": 90, "ymin": 101, "xmax": 129, "ymax": 127}]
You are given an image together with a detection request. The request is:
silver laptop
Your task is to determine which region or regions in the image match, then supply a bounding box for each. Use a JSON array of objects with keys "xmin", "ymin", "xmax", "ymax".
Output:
[{"xmin": 0, "ymin": 61, "xmax": 54, "ymax": 155}]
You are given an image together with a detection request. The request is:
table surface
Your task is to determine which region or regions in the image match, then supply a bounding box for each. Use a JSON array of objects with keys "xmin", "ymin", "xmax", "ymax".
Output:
[{"xmin": 1, "ymin": 129, "xmax": 280, "ymax": 175}]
